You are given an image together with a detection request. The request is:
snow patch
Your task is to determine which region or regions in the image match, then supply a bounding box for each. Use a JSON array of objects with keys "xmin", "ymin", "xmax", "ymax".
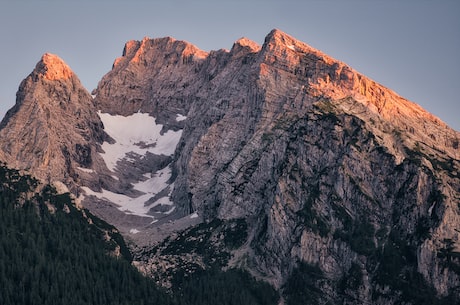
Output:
[
  {"xmin": 287, "ymin": 44, "xmax": 296, "ymax": 51},
  {"xmin": 82, "ymin": 166, "xmax": 175, "ymax": 218},
  {"xmin": 81, "ymin": 186, "xmax": 147, "ymax": 215},
  {"xmin": 428, "ymin": 201, "xmax": 436, "ymax": 216},
  {"xmin": 98, "ymin": 111, "xmax": 182, "ymax": 172},
  {"xmin": 130, "ymin": 229, "xmax": 140, "ymax": 234},
  {"xmin": 164, "ymin": 206, "xmax": 176, "ymax": 215},
  {"xmin": 190, "ymin": 212, "xmax": 199, "ymax": 219},
  {"xmin": 176, "ymin": 114, "xmax": 187, "ymax": 122},
  {"xmin": 77, "ymin": 167, "xmax": 94, "ymax": 173},
  {"xmin": 82, "ymin": 186, "xmax": 154, "ymax": 219},
  {"xmin": 133, "ymin": 167, "xmax": 171, "ymax": 194},
  {"xmin": 87, "ymin": 111, "xmax": 183, "ymax": 219}
]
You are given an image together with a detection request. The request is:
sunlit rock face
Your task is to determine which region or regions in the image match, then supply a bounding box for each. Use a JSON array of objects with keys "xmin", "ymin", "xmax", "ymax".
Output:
[
  {"xmin": 1, "ymin": 30, "xmax": 459, "ymax": 303},
  {"xmin": 0, "ymin": 53, "xmax": 109, "ymax": 192},
  {"xmin": 37, "ymin": 53, "xmax": 74, "ymax": 81}
]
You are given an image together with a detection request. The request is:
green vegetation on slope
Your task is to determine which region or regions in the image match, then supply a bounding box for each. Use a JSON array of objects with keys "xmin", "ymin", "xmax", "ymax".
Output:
[
  {"xmin": 0, "ymin": 164, "xmax": 278, "ymax": 305},
  {"xmin": 0, "ymin": 165, "xmax": 172, "ymax": 305}
]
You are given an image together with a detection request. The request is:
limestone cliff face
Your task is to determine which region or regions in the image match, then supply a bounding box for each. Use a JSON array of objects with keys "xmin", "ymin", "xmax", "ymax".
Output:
[
  {"xmin": 185, "ymin": 31, "xmax": 460, "ymax": 302},
  {"xmin": 97, "ymin": 30, "xmax": 460, "ymax": 303},
  {"xmin": 0, "ymin": 53, "xmax": 109, "ymax": 192},
  {"xmin": 94, "ymin": 29, "xmax": 459, "ymax": 302},
  {"xmin": 1, "ymin": 30, "xmax": 459, "ymax": 304}
]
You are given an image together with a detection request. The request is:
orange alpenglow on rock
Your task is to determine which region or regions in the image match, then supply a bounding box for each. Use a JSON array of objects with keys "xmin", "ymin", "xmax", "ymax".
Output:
[{"xmin": 36, "ymin": 53, "xmax": 74, "ymax": 80}]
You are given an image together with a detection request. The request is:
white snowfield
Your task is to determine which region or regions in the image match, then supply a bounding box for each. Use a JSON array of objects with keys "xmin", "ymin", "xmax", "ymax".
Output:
[
  {"xmin": 98, "ymin": 111, "xmax": 182, "ymax": 171},
  {"xmin": 83, "ymin": 112, "xmax": 183, "ymax": 221},
  {"xmin": 81, "ymin": 168, "xmax": 174, "ymax": 219}
]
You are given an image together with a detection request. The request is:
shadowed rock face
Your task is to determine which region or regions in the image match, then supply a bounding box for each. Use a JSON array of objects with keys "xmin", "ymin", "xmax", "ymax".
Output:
[{"xmin": 1, "ymin": 29, "xmax": 459, "ymax": 303}]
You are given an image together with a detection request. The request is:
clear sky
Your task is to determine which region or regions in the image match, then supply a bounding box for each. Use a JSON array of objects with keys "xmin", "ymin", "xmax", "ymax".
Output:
[{"xmin": 1, "ymin": 0, "xmax": 459, "ymax": 131}]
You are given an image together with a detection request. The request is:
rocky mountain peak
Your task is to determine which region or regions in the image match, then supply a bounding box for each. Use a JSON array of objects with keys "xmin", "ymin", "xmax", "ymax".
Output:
[
  {"xmin": 264, "ymin": 28, "xmax": 302, "ymax": 47},
  {"xmin": 0, "ymin": 53, "xmax": 108, "ymax": 190},
  {"xmin": 263, "ymin": 28, "xmax": 324, "ymax": 56},
  {"xmin": 113, "ymin": 36, "xmax": 208, "ymax": 69},
  {"xmin": 96, "ymin": 35, "xmax": 209, "ymax": 116},
  {"xmin": 232, "ymin": 37, "xmax": 261, "ymax": 53},
  {"xmin": 257, "ymin": 29, "xmax": 459, "ymax": 161},
  {"xmin": 35, "ymin": 53, "xmax": 74, "ymax": 81},
  {"xmin": 228, "ymin": 37, "xmax": 261, "ymax": 61}
]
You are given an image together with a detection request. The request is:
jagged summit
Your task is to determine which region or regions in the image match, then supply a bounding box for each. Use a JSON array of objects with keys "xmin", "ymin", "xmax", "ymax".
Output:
[
  {"xmin": 102, "ymin": 28, "xmax": 454, "ymax": 145},
  {"xmin": 264, "ymin": 28, "xmax": 304, "ymax": 48},
  {"xmin": 96, "ymin": 35, "xmax": 210, "ymax": 116},
  {"xmin": 257, "ymin": 29, "xmax": 459, "ymax": 160},
  {"xmin": 0, "ymin": 53, "xmax": 108, "ymax": 190},
  {"xmin": 113, "ymin": 36, "xmax": 208, "ymax": 68},
  {"xmin": 34, "ymin": 53, "xmax": 74, "ymax": 81},
  {"xmin": 232, "ymin": 37, "xmax": 261, "ymax": 53},
  {"xmin": 263, "ymin": 28, "xmax": 329, "ymax": 58}
]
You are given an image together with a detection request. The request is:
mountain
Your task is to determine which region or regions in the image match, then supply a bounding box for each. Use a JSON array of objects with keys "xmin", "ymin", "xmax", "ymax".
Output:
[
  {"xmin": 0, "ymin": 53, "xmax": 110, "ymax": 193},
  {"xmin": 1, "ymin": 29, "xmax": 459, "ymax": 304}
]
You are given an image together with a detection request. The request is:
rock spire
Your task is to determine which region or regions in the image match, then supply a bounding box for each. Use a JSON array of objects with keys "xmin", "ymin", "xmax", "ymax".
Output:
[
  {"xmin": 36, "ymin": 53, "xmax": 74, "ymax": 80},
  {"xmin": 0, "ymin": 53, "xmax": 108, "ymax": 191}
]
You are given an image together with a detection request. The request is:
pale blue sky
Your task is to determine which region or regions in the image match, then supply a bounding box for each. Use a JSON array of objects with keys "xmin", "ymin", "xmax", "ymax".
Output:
[{"xmin": 0, "ymin": 0, "xmax": 459, "ymax": 130}]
